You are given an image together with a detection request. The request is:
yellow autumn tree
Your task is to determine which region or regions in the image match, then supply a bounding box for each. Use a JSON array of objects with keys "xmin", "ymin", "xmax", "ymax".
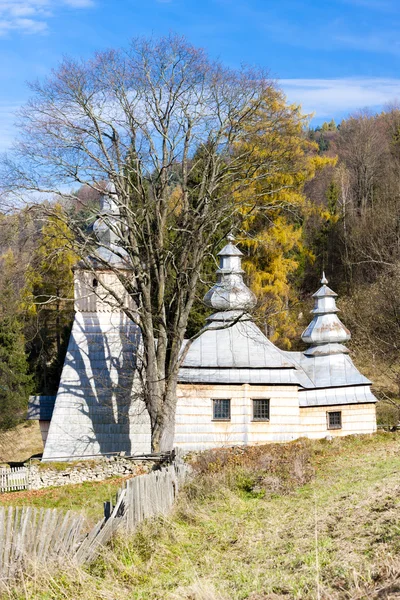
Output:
[
  {"xmin": 235, "ymin": 89, "xmax": 335, "ymax": 347},
  {"xmin": 22, "ymin": 204, "xmax": 77, "ymax": 393}
]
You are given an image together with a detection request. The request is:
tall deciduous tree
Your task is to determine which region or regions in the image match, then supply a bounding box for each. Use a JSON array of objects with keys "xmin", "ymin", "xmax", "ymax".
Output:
[
  {"xmin": 234, "ymin": 92, "xmax": 334, "ymax": 347},
  {"xmin": 2, "ymin": 35, "xmax": 317, "ymax": 450}
]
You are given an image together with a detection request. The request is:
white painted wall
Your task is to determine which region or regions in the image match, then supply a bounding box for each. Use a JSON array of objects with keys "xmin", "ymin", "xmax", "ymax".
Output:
[
  {"xmin": 299, "ymin": 403, "xmax": 377, "ymax": 438},
  {"xmin": 74, "ymin": 269, "xmax": 135, "ymax": 313},
  {"xmin": 175, "ymin": 383, "xmax": 301, "ymax": 450},
  {"xmin": 174, "ymin": 383, "xmax": 377, "ymax": 450}
]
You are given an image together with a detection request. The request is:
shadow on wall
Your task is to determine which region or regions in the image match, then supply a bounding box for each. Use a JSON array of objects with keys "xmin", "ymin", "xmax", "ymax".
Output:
[{"xmin": 52, "ymin": 309, "xmax": 148, "ymax": 457}]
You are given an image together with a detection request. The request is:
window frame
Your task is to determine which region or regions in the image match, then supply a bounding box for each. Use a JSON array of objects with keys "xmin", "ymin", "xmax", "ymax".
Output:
[
  {"xmin": 212, "ymin": 398, "xmax": 231, "ymax": 421},
  {"xmin": 327, "ymin": 410, "xmax": 342, "ymax": 430},
  {"xmin": 252, "ymin": 398, "xmax": 270, "ymax": 422}
]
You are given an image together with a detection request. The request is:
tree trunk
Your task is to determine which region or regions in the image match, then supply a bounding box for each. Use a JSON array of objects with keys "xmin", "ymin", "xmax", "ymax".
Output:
[{"xmin": 150, "ymin": 380, "xmax": 178, "ymax": 452}]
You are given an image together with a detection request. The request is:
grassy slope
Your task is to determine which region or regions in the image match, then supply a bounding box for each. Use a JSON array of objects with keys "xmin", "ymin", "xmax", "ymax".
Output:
[
  {"xmin": 0, "ymin": 422, "xmax": 43, "ymax": 464},
  {"xmin": 7, "ymin": 433, "xmax": 400, "ymax": 600}
]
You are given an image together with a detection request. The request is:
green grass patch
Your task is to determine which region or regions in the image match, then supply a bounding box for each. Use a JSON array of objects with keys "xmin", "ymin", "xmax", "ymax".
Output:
[{"xmin": 0, "ymin": 476, "xmax": 128, "ymax": 524}]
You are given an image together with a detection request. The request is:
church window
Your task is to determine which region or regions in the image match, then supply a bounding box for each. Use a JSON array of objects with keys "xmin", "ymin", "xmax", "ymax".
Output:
[
  {"xmin": 327, "ymin": 411, "xmax": 342, "ymax": 430},
  {"xmin": 213, "ymin": 399, "xmax": 231, "ymax": 420},
  {"xmin": 253, "ymin": 399, "xmax": 270, "ymax": 421},
  {"xmin": 92, "ymin": 278, "xmax": 98, "ymax": 288}
]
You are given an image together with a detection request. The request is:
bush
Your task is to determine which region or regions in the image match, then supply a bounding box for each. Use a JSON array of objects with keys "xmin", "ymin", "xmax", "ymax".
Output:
[
  {"xmin": 376, "ymin": 401, "xmax": 400, "ymax": 430},
  {"xmin": 186, "ymin": 441, "xmax": 314, "ymax": 500}
]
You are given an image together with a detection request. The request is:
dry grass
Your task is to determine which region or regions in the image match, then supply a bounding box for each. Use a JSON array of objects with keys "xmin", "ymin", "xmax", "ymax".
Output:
[
  {"xmin": 5, "ymin": 433, "xmax": 400, "ymax": 600},
  {"xmin": 0, "ymin": 422, "xmax": 43, "ymax": 464}
]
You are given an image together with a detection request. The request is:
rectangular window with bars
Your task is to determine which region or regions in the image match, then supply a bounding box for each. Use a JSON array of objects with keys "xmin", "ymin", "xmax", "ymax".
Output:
[
  {"xmin": 212, "ymin": 399, "xmax": 231, "ymax": 420},
  {"xmin": 252, "ymin": 399, "xmax": 270, "ymax": 421},
  {"xmin": 327, "ymin": 411, "xmax": 342, "ymax": 430}
]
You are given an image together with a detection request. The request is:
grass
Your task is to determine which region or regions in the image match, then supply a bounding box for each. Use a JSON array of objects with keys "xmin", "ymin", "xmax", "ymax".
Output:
[
  {"xmin": 0, "ymin": 421, "xmax": 43, "ymax": 464},
  {"xmin": 0, "ymin": 476, "xmax": 130, "ymax": 524},
  {"xmin": 5, "ymin": 432, "xmax": 400, "ymax": 599}
]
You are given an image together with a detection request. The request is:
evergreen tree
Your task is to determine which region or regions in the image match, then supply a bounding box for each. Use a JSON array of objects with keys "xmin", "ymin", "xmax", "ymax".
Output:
[{"xmin": 0, "ymin": 251, "xmax": 32, "ymax": 429}]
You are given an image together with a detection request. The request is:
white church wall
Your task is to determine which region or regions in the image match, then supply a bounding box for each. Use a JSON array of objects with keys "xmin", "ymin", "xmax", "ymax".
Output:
[
  {"xmin": 299, "ymin": 402, "xmax": 377, "ymax": 438},
  {"xmin": 42, "ymin": 312, "xmax": 151, "ymax": 461},
  {"xmin": 174, "ymin": 383, "xmax": 301, "ymax": 450}
]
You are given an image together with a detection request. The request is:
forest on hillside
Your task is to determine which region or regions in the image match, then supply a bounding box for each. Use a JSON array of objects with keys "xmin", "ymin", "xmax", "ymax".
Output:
[{"xmin": 1, "ymin": 106, "xmax": 400, "ymax": 429}]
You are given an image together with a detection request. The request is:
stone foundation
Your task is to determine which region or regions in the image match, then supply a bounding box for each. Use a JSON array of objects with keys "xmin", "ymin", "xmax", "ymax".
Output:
[{"xmin": 27, "ymin": 456, "xmax": 154, "ymax": 490}]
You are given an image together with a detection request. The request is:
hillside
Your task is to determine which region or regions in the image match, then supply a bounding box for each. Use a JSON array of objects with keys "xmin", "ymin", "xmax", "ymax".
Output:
[
  {"xmin": 5, "ymin": 432, "xmax": 400, "ymax": 600},
  {"xmin": 0, "ymin": 422, "xmax": 43, "ymax": 464}
]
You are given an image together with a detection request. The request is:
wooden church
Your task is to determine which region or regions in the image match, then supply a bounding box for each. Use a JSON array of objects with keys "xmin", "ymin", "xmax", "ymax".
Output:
[{"xmin": 28, "ymin": 186, "xmax": 377, "ymax": 460}]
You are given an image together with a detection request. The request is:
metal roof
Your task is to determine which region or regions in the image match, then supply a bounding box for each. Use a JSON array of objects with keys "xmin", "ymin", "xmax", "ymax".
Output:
[
  {"xmin": 299, "ymin": 385, "xmax": 376, "ymax": 407},
  {"xmin": 181, "ymin": 319, "xmax": 295, "ymax": 370}
]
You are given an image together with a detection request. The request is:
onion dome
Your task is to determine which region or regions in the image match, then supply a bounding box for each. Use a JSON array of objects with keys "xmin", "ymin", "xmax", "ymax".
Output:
[
  {"xmin": 203, "ymin": 234, "xmax": 256, "ymax": 322},
  {"xmin": 301, "ymin": 273, "xmax": 350, "ymax": 357},
  {"xmin": 91, "ymin": 182, "xmax": 129, "ymax": 267}
]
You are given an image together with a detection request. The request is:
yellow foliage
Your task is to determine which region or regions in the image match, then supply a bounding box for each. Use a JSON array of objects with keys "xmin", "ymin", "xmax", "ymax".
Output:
[
  {"xmin": 22, "ymin": 204, "xmax": 76, "ymax": 315},
  {"xmin": 235, "ymin": 89, "xmax": 334, "ymax": 347}
]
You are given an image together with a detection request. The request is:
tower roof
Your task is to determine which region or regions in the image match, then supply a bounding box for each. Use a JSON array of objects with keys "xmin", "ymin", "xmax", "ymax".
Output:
[
  {"xmin": 90, "ymin": 181, "xmax": 130, "ymax": 269},
  {"xmin": 301, "ymin": 273, "xmax": 350, "ymax": 357},
  {"xmin": 179, "ymin": 235, "xmax": 298, "ymax": 385},
  {"xmin": 203, "ymin": 235, "xmax": 256, "ymax": 318}
]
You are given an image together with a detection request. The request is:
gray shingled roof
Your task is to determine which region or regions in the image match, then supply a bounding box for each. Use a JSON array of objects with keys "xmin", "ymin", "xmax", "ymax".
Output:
[
  {"xmin": 181, "ymin": 320, "xmax": 295, "ymax": 370},
  {"xmin": 285, "ymin": 351, "xmax": 372, "ymax": 389},
  {"xmin": 299, "ymin": 385, "xmax": 376, "ymax": 407},
  {"xmin": 179, "ymin": 319, "xmax": 299, "ymax": 385}
]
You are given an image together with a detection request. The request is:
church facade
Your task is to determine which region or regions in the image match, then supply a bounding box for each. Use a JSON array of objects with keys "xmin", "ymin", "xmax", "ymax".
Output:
[{"xmin": 29, "ymin": 188, "xmax": 377, "ymax": 460}]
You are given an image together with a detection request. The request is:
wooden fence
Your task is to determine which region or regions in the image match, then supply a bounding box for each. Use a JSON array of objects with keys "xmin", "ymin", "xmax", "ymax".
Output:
[
  {"xmin": 76, "ymin": 460, "xmax": 189, "ymax": 563},
  {"xmin": 0, "ymin": 507, "xmax": 85, "ymax": 580},
  {"xmin": 0, "ymin": 467, "xmax": 28, "ymax": 493},
  {"xmin": 0, "ymin": 457, "xmax": 189, "ymax": 583}
]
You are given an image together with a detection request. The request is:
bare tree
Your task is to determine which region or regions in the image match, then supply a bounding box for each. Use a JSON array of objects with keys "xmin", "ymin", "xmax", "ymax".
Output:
[{"xmin": 1, "ymin": 35, "xmax": 307, "ymax": 451}]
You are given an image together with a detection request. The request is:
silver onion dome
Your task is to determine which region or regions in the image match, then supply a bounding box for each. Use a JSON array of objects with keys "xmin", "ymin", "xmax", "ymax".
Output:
[
  {"xmin": 203, "ymin": 235, "xmax": 256, "ymax": 321},
  {"xmin": 301, "ymin": 273, "xmax": 350, "ymax": 357},
  {"xmin": 91, "ymin": 181, "xmax": 129, "ymax": 267}
]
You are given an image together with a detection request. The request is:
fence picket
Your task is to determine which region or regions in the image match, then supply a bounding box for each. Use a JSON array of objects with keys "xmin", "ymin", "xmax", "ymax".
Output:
[{"xmin": 0, "ymin": 467, "xmax": 28, "ymax": 493}]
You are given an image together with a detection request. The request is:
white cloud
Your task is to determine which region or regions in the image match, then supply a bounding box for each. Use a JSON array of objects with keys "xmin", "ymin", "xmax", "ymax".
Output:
[
  {"xmin": 0, "ymin": 0, "xmax": 94, "ymax": 36},
  {"xmin": 281, "ymin": 78, "xmax": 400, "ymax": 120}
]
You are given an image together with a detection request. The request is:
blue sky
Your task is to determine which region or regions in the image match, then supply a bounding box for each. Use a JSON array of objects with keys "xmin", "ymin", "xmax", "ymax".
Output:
[{"xmin": 1, "ymin": 0, "xmax": 400, "ymax": 150}]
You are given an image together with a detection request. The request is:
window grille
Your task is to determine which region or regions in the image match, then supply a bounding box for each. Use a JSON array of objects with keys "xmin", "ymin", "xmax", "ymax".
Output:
[
  {"xmin": 327, "ymin": 411, "xmax": 342, "ymax": 430},
  {"xmin": 253, "ymin": 399, "xmax": 270, "ymax": 421},
  {"xmin": 212, "ymin": 399, "xmax": 231, "ymax": 420}
]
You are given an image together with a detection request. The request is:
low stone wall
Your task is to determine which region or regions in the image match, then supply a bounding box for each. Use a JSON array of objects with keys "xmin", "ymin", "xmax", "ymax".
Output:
[{"xmin": 27, "ymin": 456, "xmax": 154, "ymax": 490}]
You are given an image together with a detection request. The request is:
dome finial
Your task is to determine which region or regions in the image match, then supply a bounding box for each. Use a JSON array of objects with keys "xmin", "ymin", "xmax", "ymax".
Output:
[
  {"xmin": 227, "ymin": 232, "xmax": 235, "ymax": 243},
  {"xmin": 321, "ymin": 271, "xmax": 328, "ymax": 285}
]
